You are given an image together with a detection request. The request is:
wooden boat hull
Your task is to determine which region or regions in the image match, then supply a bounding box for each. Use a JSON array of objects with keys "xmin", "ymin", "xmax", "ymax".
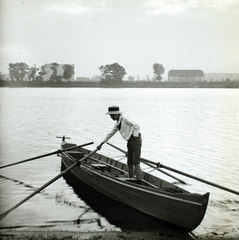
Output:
[{"xmin": 61, "ymin": 143, "xmax": 209, "ymax": 231}]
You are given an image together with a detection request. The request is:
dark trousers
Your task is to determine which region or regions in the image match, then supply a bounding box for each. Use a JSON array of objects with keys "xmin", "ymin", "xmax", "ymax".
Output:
[{"xmin": 127, "ymin": 133, "xmax": 142, "ymax": 166}]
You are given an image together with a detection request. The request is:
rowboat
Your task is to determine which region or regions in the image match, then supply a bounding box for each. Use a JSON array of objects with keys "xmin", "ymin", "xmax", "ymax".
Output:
[{"xmin": 60, "ymin": 140, "xmax": 209, "ymax": 231}]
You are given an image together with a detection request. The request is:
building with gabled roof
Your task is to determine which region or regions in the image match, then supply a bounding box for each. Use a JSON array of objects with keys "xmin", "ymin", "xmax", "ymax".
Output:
[{"xmin": 168, "ymin": 70, "xmax": 204, "ymax": 82}]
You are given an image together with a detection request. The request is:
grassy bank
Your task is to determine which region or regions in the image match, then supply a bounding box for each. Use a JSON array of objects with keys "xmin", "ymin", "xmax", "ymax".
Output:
[{"xmin": 0, "ymin": 80, "xmax": 238, "ymax": 88}]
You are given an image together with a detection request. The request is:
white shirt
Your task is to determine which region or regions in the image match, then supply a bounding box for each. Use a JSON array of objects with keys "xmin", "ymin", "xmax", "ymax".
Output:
[{"xmin": 102, "ymin": 115, "xmax": 140, "ymax": 143}]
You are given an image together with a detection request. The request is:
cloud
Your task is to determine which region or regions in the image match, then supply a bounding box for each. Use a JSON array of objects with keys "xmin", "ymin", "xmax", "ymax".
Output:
[
  {"xmin": 0, "ymin": 0, "xmax": 238, "ymax": 76},
  {"xmin": 0, "ymin": 46, "xmax": 26, "ymax": 53},
  {"xmin": 46, "ymin": 3, "xmax": 91, "ymax": 15},
  {"xmin": 0, "ymin": 45, "xmax": 32, "ymax": 63},
  {"xmin": 146, "ymin": 0, "xmax": 239, "ymax": 15},
  {"xmin": 147, "ymin": 0, "xmax": 186, "ymax": 15}
]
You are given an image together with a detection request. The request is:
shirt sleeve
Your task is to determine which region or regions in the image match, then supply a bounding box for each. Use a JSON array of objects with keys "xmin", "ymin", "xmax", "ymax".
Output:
[{"xmin": 102, "ymin": 123, "xmax": 119, "ymax": 143}]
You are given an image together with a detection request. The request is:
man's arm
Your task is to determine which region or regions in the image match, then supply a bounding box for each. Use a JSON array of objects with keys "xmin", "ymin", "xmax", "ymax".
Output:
[{"xmin": 97, "ymin": 125, "xmax": 118, "ymax": 150}]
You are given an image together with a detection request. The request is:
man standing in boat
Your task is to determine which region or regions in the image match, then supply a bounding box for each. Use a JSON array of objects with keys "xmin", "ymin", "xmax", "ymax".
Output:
[{"xmin": 97, "ymin": 106, "xmax": 142, "ymax": 184}]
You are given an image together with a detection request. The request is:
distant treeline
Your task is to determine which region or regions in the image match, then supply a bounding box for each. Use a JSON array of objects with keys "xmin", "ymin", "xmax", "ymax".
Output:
[
  {"xmin": 1, "ymin": 62, "xmax": 166, "ymax": 84},
  {"xmin": 0, "ymin": 79, "xmax": 238, "ymax": 88}
]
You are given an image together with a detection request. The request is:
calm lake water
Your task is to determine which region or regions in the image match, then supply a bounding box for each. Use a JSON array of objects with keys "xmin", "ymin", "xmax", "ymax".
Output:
[{"xmin": 0, "ymin": 88, "xmax": 239, "ymax": 237}]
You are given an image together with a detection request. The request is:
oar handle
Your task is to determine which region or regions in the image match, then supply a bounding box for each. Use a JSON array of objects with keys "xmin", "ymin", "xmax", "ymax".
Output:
[
  {"xmin": 0, "ymin": 148, "xmax": 98, "ymax": 221},
  {"xmin": 107, "ymin": 142, "xmax": 239, "ymax": 196},
  {"xmin": 107, "ymin": 142, "xmax": 162, "ymax": 167},
  {"xmin": 143, "ymin": 161, "xmax": 186, "ymax": 184},
  {"xmin": 58, "ymin": 142, "xmax": 94, "ymax": 154},
  {"xmin": 107, "ymin": 142, "xmax": 127, "ymax": 154},
  {"xmin": 0, "ymin": 142, "xmax": 94, "ymax": 169},
  {"xmin": 107, "ymin": 142, "xmax": 186, "ymax": 184}
]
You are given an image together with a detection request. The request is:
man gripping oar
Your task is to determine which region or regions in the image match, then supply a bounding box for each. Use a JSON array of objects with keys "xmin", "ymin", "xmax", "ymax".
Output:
[{"xmin": 97, "ymin": 106, "xmax": 142, "ymax": 184}]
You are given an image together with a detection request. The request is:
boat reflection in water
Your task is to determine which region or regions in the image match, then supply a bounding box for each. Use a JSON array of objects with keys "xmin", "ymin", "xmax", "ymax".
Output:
[{"xmin": 62, "ymin": 164, "xmax": 192, "ymax": 239}]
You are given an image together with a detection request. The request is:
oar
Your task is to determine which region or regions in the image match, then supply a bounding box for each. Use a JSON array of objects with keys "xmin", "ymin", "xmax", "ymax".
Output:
[
  {"xmin": 0, "ymin": 148, "xmax": 98, "ymax": 221},
  {"xmin": 140, "ymin": 160, "xmax": 186, "ymax": 184},
  {"xmin": 158, "ymin": 163, "xmax": 239, "ymax": 196},
  {"xmin": 107, "ymin": 142, "xmax": 186, "ymax": 184},
  {"xmin": 0, "ymin": 142, "xmax": 94, "ymax": 169},
  {"xmin": 107, "ymin": 143, "xmax": 239, "ymax": 196}
]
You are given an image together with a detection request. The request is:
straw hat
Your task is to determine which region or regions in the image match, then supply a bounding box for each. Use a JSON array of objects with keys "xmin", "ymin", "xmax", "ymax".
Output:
[{"xmin": 106, "ymin": 106, "xmax": 122, "ymax": 115}]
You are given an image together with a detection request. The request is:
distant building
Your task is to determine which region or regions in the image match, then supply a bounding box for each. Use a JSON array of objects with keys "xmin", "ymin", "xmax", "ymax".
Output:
[
  {"xmin": 0, "ymin": 72, "xmax": 11, "ymax": 81},
  {"xmin": 127, "ymin": 76, "xmax": 135, "ymax": 81},
  {"xmin": 91, "ymin": 75, "xmax": 102, "ymax": 82},
  {"xmin": 41, "ymin": 63, "xmax": 75, "ymax": 81},
  {"xmin": 204, "ymin": 73, "xmax": 239, "ymax": 82},
  {"xmin": 168, "ymin": 70, "xmax": 204, "ymax": 82},
  {"xmin": 76, "ymin": 77, "xmax": 91, "ymax": 82}
]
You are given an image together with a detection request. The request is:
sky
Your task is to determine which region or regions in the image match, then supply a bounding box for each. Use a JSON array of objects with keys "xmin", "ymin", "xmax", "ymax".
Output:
[{"xmin": 1, "ymin": 0, "xmax": 239, "ymax": 79}]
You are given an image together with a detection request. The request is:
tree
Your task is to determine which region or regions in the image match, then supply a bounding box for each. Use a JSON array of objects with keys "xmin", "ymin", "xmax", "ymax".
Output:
[
  {"xmin": 28, "ymin": 64, "xmax": 39, "ymax": 81},
  {"xmin": 8, "ymin": 62, "xmax": 29, "ymax": 81},
  {"xmin": 63, "ymin": 64, "xmax": 74, "ymax": 81},
  {"xmin": 153, "ymin": 63, "xmax": 165, "ymax": 81},
  {"xmin": 8, "ymin": 63, "xmax": 18, "ymax": 81},
  {"xmin": 99, "ymin": 63, "xmax": 126, "ymax": 84}
]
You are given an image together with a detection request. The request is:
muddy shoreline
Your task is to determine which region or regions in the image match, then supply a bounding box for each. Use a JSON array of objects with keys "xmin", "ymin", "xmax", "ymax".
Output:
[{"xmin": 1, "ymin": 230, "xmax": 239, "ymax": 240}]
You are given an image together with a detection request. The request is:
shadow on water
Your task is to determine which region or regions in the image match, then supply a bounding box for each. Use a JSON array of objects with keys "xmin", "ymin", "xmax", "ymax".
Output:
[{"xmin": 62, "ymin": 165, "xmax": 193, "ymax": 239}]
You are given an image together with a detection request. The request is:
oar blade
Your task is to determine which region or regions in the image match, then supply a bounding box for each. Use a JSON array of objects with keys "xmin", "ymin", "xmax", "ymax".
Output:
[
  {"xmin": 0, "ymin": 147, "xmax": 98, "ymax": 221},
  {"xmin": 0, "ymin": 209, "xmax": 12, "ymax": 221}
]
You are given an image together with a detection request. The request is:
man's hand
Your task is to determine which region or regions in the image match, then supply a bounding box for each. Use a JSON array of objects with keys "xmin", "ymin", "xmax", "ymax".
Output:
[{"xmin": 97, "ymin": 142, "xmax": 104, "ymax": 150}]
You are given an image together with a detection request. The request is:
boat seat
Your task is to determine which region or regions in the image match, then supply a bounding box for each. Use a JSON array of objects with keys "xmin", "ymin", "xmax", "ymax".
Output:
[
  {"xmin": 63, "ymin": 143, "xmax": 77, "ymax": 148},
  {"xmin": 66, "ymin": 151, "xmax": 84, "ymax": 159},
  {"xmin": 118, "ymin": 174, "xmax": 128, "ymax": 178},
  {"xmin": 120, "ymin": 177, "xmax": 137, "ymax": 182},
  {"xmin": 90, "ymin": 163, "xmax": 108, "ymax": 171}
]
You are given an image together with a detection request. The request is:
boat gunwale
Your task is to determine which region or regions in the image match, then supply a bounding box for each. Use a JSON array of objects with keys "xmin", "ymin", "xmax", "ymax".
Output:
[
  {"xmin": 61, "ymin": 150, "xmax": 209, "ymax": 207},
  {"xmin": 60, "ymin": 143, "xmax": 210, "ymax": 231}
]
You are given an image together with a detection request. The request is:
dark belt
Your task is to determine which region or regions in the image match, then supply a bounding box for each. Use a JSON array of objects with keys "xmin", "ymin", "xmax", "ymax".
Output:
[{"xmin": 129, "ymin": 133, "xmax": 141, "ymax": 140}]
